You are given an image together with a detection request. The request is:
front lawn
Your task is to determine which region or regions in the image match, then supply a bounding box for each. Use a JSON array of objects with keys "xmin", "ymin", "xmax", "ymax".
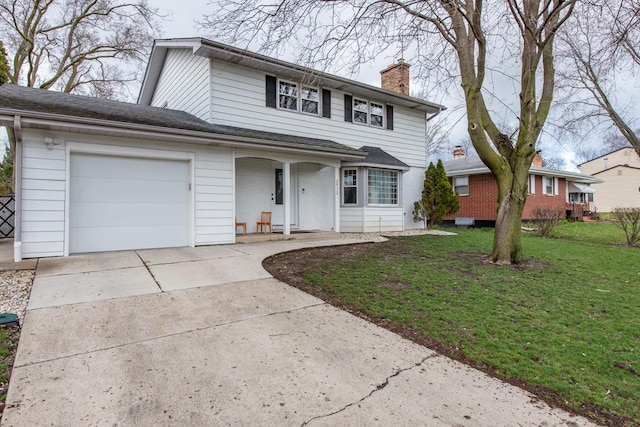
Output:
[
  {"xmin": 550, "ymin": 221, "xmax": 628, "ymax": 246},
  {"xmin": 264, "ymin": 228, "xmax": 640, "ymax": 426}
]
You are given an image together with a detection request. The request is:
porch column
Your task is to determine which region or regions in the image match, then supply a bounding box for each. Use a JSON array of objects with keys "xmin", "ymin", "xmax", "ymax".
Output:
[
  {"xmin": 283, "ymin": 162, "xmax": 291, "ymax": 235},
  {"xmin": 334, "ymin": 166, "xmax": 341, "ymax": 232}
]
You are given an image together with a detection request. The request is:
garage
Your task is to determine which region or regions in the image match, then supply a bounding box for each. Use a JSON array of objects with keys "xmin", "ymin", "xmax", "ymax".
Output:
[{"xmin": 69, "ymin": 152, "xmax": 191, "ymax": 254}]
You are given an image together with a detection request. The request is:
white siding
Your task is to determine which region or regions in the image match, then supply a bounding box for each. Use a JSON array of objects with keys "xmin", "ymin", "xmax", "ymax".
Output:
[
  {"xmin": 18, "ymin": 130, "xmax": 236, "ymax": 258},
  {"xmin": 340, "ymin": 207, "xmax": 365, "ymax": 232},
  {"xmin": 150, "ymin": 49, "xmax": 211, "ymax": 121},
  {"xmin": 194, "ymin": 150, "xmax": 234, "ymax": 244},
  {"xmin": 235, "ymin": 158, "xmax": 279, "ymax": 234},
  {"xmin": 588, "ymin": 168, "xmax": 640, "ymax": 212},
  {"xmin": 402, "ymin": 167, "xmax": 425, "ymax": 230},
  {"xmin": 209, "ymin": 60, "xmax": 428, "ymax": 167},
  {"xmin": 20, "ymin": 137, "xmax": 66, "ymax": 258},
  {"xmin": 340, "ymin": 207, "xmax": 404, "ymax": 232}
]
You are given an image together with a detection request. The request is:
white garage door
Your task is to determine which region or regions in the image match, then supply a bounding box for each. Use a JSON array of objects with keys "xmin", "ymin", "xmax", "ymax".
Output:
[{"xmin": 69, "ymin": 153, "xmax": 190, "ymax": 254}]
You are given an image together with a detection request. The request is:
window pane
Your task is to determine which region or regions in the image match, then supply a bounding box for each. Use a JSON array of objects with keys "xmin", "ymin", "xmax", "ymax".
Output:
[
  {"xmin": 301, "ymin": 99, "xmax": 318, "ymax": 114},
  {"xmin": 275, "ymin": 169, "xmax": 283, "ymax": 205},
  {"xmin": 371, "ymin": 114, "xmax": 383, "ymax": 127},
  {"xmin": 353, "ymin": 111, "xmax": 367, "ymax": 123},
  {"xmin": 367, "ymin": 169, "xmax": 398, "ymax": 205},
  {"xmin": 370, "ymin": 103, "xmax": 383, "ymax": 116},
  {"xmin": 454, "ymin": 176, "xmax": 469, "ymax": 195},
  {"xmin": 343, "ymin": 169, "xmax": 357, "ymax": 204},
  {"xmin": 353, "ymin": 99, "xmax": 368, "ymax": 124},
  {"xmin": 279, "ymin": 81, "xmax": 298, "ymax": 111},
  {"xmin": 344, "ymin": 187, "xmax": 357, "ymax": 204},
  {"xmin": 301, "ymin": 87, "xmax": 318, "ymax": 101}
]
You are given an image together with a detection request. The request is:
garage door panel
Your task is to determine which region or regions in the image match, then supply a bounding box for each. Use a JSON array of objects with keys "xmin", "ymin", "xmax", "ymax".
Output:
[
  {"xmin": 69, "ymin": 225, "xmax": 189, "ymax": 253},
  {"xmin": 71, "ymin": 177, "xmax": 189, "ymax": 204},
  {"xmin": 70, "ymin": 202, "xmax": 188, "ymax": 228},
  {"xmin": 71, "ymin": 154, "xmax": 189, "ymax": 181},
  {"xmin": 69, "ymin": 153, "xmax": 191, "ymax": 253}
]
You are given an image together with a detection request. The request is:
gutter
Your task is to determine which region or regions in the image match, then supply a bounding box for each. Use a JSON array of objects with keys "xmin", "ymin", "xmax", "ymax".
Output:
[{"xmin": 12, "ymin": 115, "xmax": 22, "ymax": 262}]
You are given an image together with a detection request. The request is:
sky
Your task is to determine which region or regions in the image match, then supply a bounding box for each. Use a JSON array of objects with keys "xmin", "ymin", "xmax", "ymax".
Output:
[{"xmin": 154, "ymin": 0, "xmax": 590, "ymax": 167}]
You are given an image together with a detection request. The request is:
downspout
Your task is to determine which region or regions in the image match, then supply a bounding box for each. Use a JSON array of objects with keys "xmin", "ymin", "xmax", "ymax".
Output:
[{"xmin": 13, "ymin": 115, "xmax": 22, "ymax": 262}]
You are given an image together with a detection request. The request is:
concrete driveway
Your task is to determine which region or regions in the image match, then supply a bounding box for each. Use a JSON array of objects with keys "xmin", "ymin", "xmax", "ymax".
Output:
[{"xmin": 2, "ymin": 238, "xmax": 598, "ymax": 426}]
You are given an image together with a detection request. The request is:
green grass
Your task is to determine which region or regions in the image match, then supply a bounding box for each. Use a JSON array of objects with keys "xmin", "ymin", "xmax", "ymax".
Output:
[
  {"xmin": 550, "ymin": 221, "xmax": 628, "ymax": 246},
  {"xmin": 296, "ymin": 229, "xmax": 640, "ymax": 425},
  {"xmin": 0, "ymin": 326, "xmax": 10, "ymax": 384}
]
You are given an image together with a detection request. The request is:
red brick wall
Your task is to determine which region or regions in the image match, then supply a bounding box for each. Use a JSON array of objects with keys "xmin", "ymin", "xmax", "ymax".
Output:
[{"xmin": 445, "ymin": 174, "xmax": 567, "ymax": 221}]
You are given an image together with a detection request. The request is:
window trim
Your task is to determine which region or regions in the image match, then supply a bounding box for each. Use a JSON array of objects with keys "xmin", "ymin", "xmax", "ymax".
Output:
[
  {"xmin": 367, "ymin": 168, "xmax": 399, "ymax": 206},
  {"xmin": 453, "ymin": 175, "xmax": 469, "ymax": 196},
  {"xmin": 528, "ymin": 174, "xmax": 536, "ymax": 194},
  {"xmin": 342, "ymin": 169, "xmax": 358, "ymax": 205}
]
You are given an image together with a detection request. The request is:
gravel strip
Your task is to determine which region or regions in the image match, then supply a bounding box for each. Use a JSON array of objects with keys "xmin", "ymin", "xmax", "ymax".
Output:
[{"xmin": 0, "ymin": 270, "xmax": 35, "ymax": 321}]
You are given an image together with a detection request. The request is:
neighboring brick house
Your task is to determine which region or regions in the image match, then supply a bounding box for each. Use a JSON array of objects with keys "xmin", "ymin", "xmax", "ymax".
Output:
[
  {"xmin": 442, "ymin": 149, "xmax": 602, "ymax": 227},
  {"xmin": 578, "ymin": 147, "xmax": 640, "ymax": 212}
]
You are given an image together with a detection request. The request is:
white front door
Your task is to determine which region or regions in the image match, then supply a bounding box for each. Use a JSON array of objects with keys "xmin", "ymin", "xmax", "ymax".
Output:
[
  {"xmin": 69, "ymin": 153, "xmax": 191, "ymax": 253},
  {"xmin": 272, "ymin": 166, "xmax": 298, "ymax": 228}
]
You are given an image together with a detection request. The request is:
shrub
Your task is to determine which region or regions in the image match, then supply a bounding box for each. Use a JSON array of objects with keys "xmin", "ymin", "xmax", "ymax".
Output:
[
  {"xmin": 611, "ymin": 207, "xmax": 640, "ymax": 245},
  {"xmin": 413, "ymin": 160, "xmax": 459, "ymax": 229},
  {"xmin": 532, "ymin": 205, "xmax": 565, "ymax": 237}
]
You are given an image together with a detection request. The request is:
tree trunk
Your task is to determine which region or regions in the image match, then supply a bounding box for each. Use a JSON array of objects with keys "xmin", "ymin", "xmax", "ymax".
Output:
[{"xmin": 492, "ymin": 187, "xmax": 527, "ymax": 264}]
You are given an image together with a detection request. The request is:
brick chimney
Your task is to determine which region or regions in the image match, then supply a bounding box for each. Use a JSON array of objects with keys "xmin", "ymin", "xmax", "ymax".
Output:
[
  {"xmin": 532, "ymin": 153, "xmax": 543, "ymax": 167},
  {"xmin": 453, "ymin": 145, "xmax": 465, "ymax": 159},
  {"xmin": 380, "ymin": 60, "xmax": 410, "ymax": 95}
]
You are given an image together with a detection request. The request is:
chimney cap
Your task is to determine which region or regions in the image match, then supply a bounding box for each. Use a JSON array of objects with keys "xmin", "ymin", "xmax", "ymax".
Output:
[{"xmin": 380, "ymin": 60, "xmax": 411, "ymax": 74}]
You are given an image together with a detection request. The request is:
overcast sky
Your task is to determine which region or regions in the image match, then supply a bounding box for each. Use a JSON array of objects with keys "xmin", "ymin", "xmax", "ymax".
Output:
[{"xmin": 123, "ymin": 2, "xmax": 640, "ymax": 167}]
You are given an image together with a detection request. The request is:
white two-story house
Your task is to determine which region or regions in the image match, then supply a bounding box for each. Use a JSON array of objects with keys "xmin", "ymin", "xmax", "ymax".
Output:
[{"xmin": 0, "ymin": 37, "xmax": 444, "ymax": 260}]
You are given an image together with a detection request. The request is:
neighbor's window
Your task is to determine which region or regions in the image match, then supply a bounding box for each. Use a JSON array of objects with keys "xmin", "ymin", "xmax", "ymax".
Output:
[
  {"xmin": 343, "ymin": 169, "xmax": 358, "ymax": 205},
  {"xmin": 543, "ymin": 177, "xmax": 556, "ymax": 195},
  {"xmin": 368, "ymin": 169, "xmax": 398, "ymax": 205},
  {"xmin": 528, "ymin": 175, "xmax": 536, "ymax": 194},
  {"xmin": 278, "ymin": 80, "xmax": 298, "ymax": 111},
  {"xmin": 453, "ymin": 176, "xmax": 469, "ymax": 196}
]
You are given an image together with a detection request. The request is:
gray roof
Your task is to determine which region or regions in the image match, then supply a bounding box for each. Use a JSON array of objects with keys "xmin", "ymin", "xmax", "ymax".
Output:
[
  {"xmin": 360, "ymin": 146, "xmax": 409, "ymax": 168},
  {"xmin": 0, "ymin": 84, "xmax": 361, "ymax": 155},
  {"xmin": 443, "ymin": 156, "xmax": 602, "ymax": 183}
]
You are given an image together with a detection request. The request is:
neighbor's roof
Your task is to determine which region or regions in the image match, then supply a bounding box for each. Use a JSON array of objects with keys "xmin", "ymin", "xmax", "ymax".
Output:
[
  {"xmin": 577, "ymin": 146, "xmax": 636, "ymax": 166},
  {"xmin": 443, "ymin": 156, "xmax": 603, "ymax": 184},
  {"xmin": 138, "ymin": 37, "xmax": 446, "ymax": 114},
  {"xmin": 591, "ymin": 164, "xmax": 640, "ymax": 176},
  {"xmin": 342, "ymin": 146, "xmax": 410, "ymax": 170},
  {"xmin": 0, "ymin": 84, "xmax": 365, "ymax": 159}
]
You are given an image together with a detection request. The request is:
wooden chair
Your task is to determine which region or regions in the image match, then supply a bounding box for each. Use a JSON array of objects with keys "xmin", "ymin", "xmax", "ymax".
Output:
[
  {"xmin": 256, "ymin": 211, "xmax": 272, "ymax": 234},
  {"xmin": 235, "ymin": 217, "xmax": 247, "ymax": 235}
]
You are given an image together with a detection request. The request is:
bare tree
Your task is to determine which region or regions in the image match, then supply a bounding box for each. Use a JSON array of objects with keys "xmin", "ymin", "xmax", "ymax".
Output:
[
  {"xmin": 556, "ymin": 1, "xmax": 640, "ymax": 158},
  {"xmin": 0, "ymin": 0, "xmax": 163, "ymax": 99},
  {"xmin": 201, "ymin": 0, "xmax": 577, "ymax": 264}
]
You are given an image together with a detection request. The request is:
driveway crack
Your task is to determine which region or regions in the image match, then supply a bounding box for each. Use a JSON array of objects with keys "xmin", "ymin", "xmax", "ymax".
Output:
[
  {"xmin": 300, "ymin": 353, "xmax": 441, "ymax": 426},
  {"xmin": 135, "ymin": 251, "xmax": 163, "ymax": 292}
]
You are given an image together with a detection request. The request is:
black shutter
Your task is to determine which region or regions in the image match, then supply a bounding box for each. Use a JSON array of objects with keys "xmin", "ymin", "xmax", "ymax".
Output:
[
  {"xmin": 344, "ymin": 94, "xmax": 353, "ymax": 122},
  {"xmin": 265, "ymin": 75, "xmax": 277, "ymax": 108},
  {"xmin": 386, "ymin": 105, "xmax": 394, "ymax": 130},
  {"xmin": 322, "ymin": 89, "xmax": 331, "ymax": 118}
]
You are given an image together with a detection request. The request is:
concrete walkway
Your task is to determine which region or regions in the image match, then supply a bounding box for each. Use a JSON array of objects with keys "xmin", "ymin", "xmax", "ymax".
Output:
[{"xmin": 1, "ymin": 238, "xmax": 598, "ymax": 426}]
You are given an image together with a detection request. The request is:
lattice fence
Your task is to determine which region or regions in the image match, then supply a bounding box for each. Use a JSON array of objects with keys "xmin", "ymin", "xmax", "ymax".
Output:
[{"xmin": 0, "ymin": 195, "xmax": 15, "ymax": 238}]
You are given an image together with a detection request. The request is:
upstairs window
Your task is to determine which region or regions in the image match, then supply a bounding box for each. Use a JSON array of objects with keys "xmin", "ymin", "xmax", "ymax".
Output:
[
  {"xmin": 368, "ymin": 169, "xmax": 398, "ymax": 205},
  {"xmin": 353, "ymin": 98, "xmax": 384, "ymax": 128},
  {"xmin": 343, "ymin": 169, "xmax": 358, "ymax": 205},
  {"xmin": 453, "ymin": 176, "xmax": 469, "ymax": 196},
  {"xmin": 278, "ymin": 79, "xmax": 319, "ymax": 115}
]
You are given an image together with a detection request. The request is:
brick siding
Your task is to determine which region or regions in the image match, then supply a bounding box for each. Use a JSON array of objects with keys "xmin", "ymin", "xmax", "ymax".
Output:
[{"xmin": 445, "ymin": 173, "xmax": 567, "ymax": 221}]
